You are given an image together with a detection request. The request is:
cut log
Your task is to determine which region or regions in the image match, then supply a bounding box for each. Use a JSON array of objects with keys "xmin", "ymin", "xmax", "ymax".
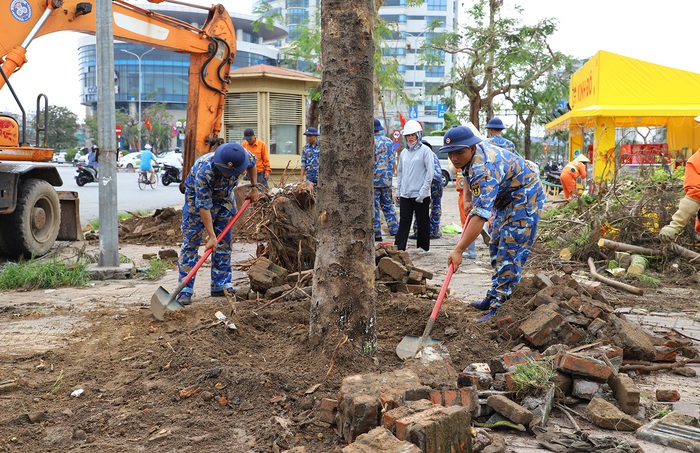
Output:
[
  {"xmin": 626, "ymin": 255, "xmax": 648, "ymax": 276},
  {"xmin": 587, "ymin": 257, "xmax": 643, "ymax": 296},
  {"xmin": 597, "ymin": 238, "xmax": 662, "ymax": 256},
  {"xmin": 667, "ymin": 243, "xmax": 700, "ymax": 262}
]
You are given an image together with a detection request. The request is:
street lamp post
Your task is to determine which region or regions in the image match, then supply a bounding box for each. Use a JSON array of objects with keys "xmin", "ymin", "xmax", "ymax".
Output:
[
  {"xmin": 121, "ymin": 47, "xmax": 154, "ymax": 150},
  {"xmin": 406, "ymin": 30, "xmax": 427, "ymax": 119}
]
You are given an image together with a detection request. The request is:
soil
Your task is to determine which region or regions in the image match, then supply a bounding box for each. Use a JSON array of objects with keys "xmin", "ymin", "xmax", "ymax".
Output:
[{"xmin": 1, "ymin": 188, "xmax": 698, "ymax": 452}]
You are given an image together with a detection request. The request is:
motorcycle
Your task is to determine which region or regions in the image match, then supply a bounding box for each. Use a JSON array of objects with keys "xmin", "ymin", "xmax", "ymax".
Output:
[
  {"xmin": 161, "ymin": 163, "xmax": 182, "ymax": 186},
  {"xmin": 75, "ymin": 165, "xmax": 98, "ymax": 187}
]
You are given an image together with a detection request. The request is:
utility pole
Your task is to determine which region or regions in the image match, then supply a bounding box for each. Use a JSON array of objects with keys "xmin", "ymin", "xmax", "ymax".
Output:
[
  {"xmin": 121, "ymin": 47, "xmax": 154, "ymax": 149},
  {"xmin": 93, "ymin": 0, "xmax": 121, "ymax": 272}
]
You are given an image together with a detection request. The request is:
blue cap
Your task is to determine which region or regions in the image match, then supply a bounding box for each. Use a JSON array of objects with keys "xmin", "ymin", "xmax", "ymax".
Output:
[
  {"xmin": 373, "ymin": 118, "xmax": 384, "ymax": 132},
  {"xmin": 439, "ymin": 126, "xmax": 482, "ymax": 153},
  {"xmin": 303, "ymin": 126, "xmax": 320, "ymax": 136},
  {"xmin": 486, "ymin": 118, "xmax": 505, "ymax": 130},
  {"xmin": 213, "ymin": 143, "xmax": 250, "ymax": 175}
]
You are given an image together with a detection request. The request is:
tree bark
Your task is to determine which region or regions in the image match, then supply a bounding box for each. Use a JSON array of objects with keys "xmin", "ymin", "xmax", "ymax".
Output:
[{"xmin": 309, "ymin": 0, "xmax": 377, "ymax": 353}]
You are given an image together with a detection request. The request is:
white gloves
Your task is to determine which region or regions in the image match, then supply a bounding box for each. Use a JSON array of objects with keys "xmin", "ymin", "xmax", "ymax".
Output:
[{"xmin": 659, "ymin": 196, "xmax": 700, "ymax": 243}]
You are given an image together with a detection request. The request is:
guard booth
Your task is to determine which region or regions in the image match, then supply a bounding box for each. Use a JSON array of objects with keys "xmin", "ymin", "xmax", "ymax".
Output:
[{"xmin": 224, "ymin": 65, "xmax": 321, "ymax": 182}]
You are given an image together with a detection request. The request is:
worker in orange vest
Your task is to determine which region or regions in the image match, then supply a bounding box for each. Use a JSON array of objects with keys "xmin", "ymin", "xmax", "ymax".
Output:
[
  {"xmin": 559, "ymin": 154, "xmax": 589, "ymax": 199},
  {"xmin": 659, "ymin": 148, "xmax": 700, "ymax": 242}
]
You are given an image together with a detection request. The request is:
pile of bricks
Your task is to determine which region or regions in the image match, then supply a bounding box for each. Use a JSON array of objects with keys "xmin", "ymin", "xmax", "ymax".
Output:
[{"xmin": 375, "ymin": 244, "xmax": 439, "ymax": 296}]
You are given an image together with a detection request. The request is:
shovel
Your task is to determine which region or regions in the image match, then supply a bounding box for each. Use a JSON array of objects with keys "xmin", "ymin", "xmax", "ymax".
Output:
[
  {"xmin": 396, "ymin": 216, "xmax": 471, "ymax": 360},
  {"xmin": 151, "ymin": 199, "xmax": 251, "ymax": 321}
]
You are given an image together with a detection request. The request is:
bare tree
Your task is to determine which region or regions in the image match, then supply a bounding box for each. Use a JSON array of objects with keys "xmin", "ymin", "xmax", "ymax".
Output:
[
  {"xmin": 308, "ymin": 0, "xmax": 377, "ymax": 353},
  {"xmin": 425, "ymin": 0, "xmax": 561, "ymax": 128}
]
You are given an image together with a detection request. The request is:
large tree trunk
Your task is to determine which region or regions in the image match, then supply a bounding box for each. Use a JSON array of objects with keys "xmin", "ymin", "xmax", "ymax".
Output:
[{"xmin": 309, "ymin": 0, "xmax": 377, "ymax": 353}]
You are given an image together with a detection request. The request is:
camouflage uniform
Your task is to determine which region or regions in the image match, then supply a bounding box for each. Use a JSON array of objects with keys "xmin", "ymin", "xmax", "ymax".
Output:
[
  {"xmin": 412, "ymin": 154, "xmax": 443, "ymax": 238},
  {"xmin": 177, "ymin": 151, "xmax": 257, "ymax": 297},
  {"xmin": 301, "ymin": 142, "xmax": 320, "ymax": 184},
  {"xmin": 488, "ymin": 136, "xmax": 518, "ymax": 156},
  {"xmin": 463, "ymin": 141, "xmax": 545, "ymax": 309},
  {"xmin": 373, "ymin": 133, "xmax": 398, "ymax": 238}
]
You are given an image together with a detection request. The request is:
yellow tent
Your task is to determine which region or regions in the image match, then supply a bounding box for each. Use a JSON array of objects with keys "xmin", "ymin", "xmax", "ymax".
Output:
[{"xmin": 546, "ymin": 50, "xmax": 700, "ymax": 180}]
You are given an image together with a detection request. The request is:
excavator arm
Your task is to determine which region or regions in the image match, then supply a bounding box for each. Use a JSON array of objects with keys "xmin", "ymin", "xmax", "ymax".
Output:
[{"xmin": 0, "ymin": 0, "xmax": 236, "ymax": 180}]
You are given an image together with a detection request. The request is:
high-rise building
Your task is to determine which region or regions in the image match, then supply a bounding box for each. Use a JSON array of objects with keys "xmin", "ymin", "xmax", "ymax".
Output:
[
  {"xmin": 257, "ymin": 0, "xmax": 458, "ymax": 132},
  {"xmin": 78, "ymin": 5, "xmax": 287, "ymax": 121}
]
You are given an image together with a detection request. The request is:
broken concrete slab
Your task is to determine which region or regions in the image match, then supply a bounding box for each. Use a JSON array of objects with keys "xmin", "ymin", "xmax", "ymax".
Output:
[
  {"xmin": 586, "ymin": 397, "xmax": 642, "ymax": 431},
  {"xmin": 342, "ymin": 427, "xmax": 421, "ymax": 453},
  {"xmin": 636, "ymin": 412, "xmax": 700, "ymax": 453}
]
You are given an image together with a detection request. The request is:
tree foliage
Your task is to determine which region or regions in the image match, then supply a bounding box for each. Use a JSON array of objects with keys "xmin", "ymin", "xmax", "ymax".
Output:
[
  {"xmin": 36, "ymin": 105, "xmax": 79, "ymax": 150},
  {"xmin": 142, "ymin": 103, "xmax": 174, "ymax": 152},
  {"xmin": 425, "ymin": 0, "xmax": 562, "ymax": 129},
  {"xmin": 505, "ymin": 56, "xmax": 577, "ymax": 160}
]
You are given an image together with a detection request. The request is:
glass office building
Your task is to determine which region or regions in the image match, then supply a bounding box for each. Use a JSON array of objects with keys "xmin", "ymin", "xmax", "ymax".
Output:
[{"xmin": 78, "ymin": 5, "xmax": 287, "ymax": 117}]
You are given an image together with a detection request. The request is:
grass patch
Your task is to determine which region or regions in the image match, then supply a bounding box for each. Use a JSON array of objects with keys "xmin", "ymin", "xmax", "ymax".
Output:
[
  {"xmin": 634, "ymin": 274, "xmax": 661, "ymax": 288},
  {"xmin": 143, "ymin": 257, "xmax": 170, "ymax": 280},
  {"xmin": 510, "ymin": 357, "xmax": 556, "ymax": 398},
  {"xmin": 0, "ymin": 259, "xmax": 90, "ymax": 290}
]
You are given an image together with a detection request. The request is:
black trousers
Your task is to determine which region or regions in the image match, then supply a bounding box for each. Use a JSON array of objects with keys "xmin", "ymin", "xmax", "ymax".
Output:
[{"xmin": 395, "ymin": 197, "xmax": 431, "ymax": 251}]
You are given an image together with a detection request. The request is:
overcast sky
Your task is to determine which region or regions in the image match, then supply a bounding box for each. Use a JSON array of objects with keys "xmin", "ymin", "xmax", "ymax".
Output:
[{"xmin": 2, "ymin": 0, "xmax": 698, "ymax": 120}]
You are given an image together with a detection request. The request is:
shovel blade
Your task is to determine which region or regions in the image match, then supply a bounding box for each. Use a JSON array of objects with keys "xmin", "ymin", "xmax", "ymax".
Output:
[
  {"xmin": 150, "ymin": 286, "xmax": 186, "ymax": 321},
  {"xmin": 395, "ymin": 335, "xmax": 443, "ymax": 360}
]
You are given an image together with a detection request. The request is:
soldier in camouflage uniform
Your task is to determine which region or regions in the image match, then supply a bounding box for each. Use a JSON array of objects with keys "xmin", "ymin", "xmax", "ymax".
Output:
[
  {"xmin": 301, "ymin": 126, "xmax": 320, "ymax": 184},
  {"xmin": 176, "ymin": 143, "xmax": 260, "ymax": 305},
  {"xmin": 486, "ymin": 117, "xmax": 518, "ymax": 156},
  {"xmin": 441, "ymin": 125, "xmax": 545, "ymax": 323},
  {"xmin": 373, "ymin": 119, "xmax": 398, "ymax": 241}
]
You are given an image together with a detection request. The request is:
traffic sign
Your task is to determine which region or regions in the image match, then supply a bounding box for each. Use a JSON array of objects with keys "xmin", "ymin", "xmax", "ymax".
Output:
[
  {"xmin": 392, "ymin": 129, "xmax": 401, "ymax": 140},
  {"xmin": 393, "ymin": 141, "xmax": 401, "ymax": 151},
  {"xmin": 408, "ymin": 104, "xmax": 418, "ymax": 119},
  {"xmin": 115, "ymin": 125, "xmax": 122, "ymax": 137},
  {"xmin": 437, "ymin": 103, "xmax": 446, "ymax": 119}
]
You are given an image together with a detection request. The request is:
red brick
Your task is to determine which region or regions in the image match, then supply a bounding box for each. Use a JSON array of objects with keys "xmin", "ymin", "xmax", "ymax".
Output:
[
  {"xmin": 580, "ymin": 303, "xmax": 602, "ymax": 319},
  {"xmin": 382, "ymin": 399, "xmax": 434, "ymax": 433},
  {"xmin": 459, "ymin": 388, "xmax": 478, "ymax": 416},
  {"xmin": 555, "ymin": 352, "xmax": 612, "ymax": 382},
  {"xmin": 656, "ymin": 389, "xmax": 681, "ymax": 402},
  {"xmin": 519, "ymin": 304, "xmax": 564, "ymax": 346},
  {"xmin": 343, "ymin": 427, "xmax": 421, "ymax": 453},
  {"xmin": 430, "ymin": 390, "xmax": 442, "ymax": 405},
  {"xmin": 457, "ymin": 373, "xmax": 477, "ymax": 388},
  {"xmin": 496, "ymin": 316, "xmax": 514, "ymax": 330},
  {"xmin": 555, "ymin": 322, "xmax": 584, "ymax": 344},
  {"xmin": 504, "ymin": 372, "xmax": 516, "ymax": 391},
  {"xmin": 654, "ymin": 346, "xmax": 677, "ymax": 362},
  {"xmin": 399, "ymin": 406, "xmax": 471, "ymax": 452},
  {"xmin": 490, "ymin": 349, "xmax": 541, "ymax": 373},
  {"xmin": 318, "ymin": 398, "xmax": 338, "ymax": 425},
  {"xmin": 443, "ymin": 390, "xmax": 459, "ymax": 407}
]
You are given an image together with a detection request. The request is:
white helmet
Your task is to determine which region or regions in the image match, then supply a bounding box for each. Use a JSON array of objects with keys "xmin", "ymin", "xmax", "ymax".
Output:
[
  {"xmin": 145, "ymin": 144, "xmax": 152, "ymax": 150},
  {"xmin": 402, "ymin": 120, "xmax": 422, "ymax": 136}
]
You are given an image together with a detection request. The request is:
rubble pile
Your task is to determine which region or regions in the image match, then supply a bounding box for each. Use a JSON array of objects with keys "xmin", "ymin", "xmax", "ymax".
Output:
[
  {"xmin": 311, "ymin": 269, "xmax": 700, "ymax": 453},
  {"xmin": 375, "ymin": 244, "xmax": 442, "ymax": 297}
]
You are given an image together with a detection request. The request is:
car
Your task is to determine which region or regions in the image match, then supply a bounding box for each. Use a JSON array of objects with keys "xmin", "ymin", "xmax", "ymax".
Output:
[
  {"xmin": 52, "ymin": 151, "xmax": 67, "ymax": 163},
  {"xmin": 117, "ymin": 152, "xmax": 142, "ymax": 169},
  {"xmin": 421, "ymin": 135, "xmax": 453, "ymax": 186},
  {"xmin": 157, "ymin": 150, "xmax": 183, "ymax": 169}
]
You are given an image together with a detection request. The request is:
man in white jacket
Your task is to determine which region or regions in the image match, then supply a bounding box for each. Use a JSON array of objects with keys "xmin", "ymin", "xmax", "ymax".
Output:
[{"xmin": 394, "ymin": 120, "xmax": 434, "ymax": 252}]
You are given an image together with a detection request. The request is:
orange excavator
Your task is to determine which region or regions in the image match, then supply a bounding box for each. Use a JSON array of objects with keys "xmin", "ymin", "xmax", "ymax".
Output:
[{"xmin": 0, "ymin": 0, "xmax": 235, "ymax": 258}]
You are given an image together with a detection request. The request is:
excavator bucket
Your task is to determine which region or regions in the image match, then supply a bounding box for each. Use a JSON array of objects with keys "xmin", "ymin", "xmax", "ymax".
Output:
[{"xmin": 57, "ymin": 191, "xmax": 83, "ymax": 241}]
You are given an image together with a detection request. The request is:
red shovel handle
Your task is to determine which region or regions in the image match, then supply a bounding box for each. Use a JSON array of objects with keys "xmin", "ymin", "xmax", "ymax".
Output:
[
  {"xmin": 181, "ymin": 199, "xmax": 251, "ymax": 285},
  {"xmin": 427, "ymin": 215, "xmax": 471, "ymax": 322}
]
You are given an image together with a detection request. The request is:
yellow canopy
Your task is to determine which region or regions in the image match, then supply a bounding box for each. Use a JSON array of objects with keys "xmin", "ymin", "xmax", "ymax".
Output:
[{"xmin": 546, "ymin": 50, "xmax": 700, "ymax": 180}]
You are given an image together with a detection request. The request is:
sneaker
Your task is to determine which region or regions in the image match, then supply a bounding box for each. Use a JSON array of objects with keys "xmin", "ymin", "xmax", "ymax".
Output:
[
  {"xmin": 477, "ymin": 308, "xmax": 498, "ymax": 323},
  {"xmin": 211, "ymin": 286, "xmax": 236, "ymax": 297},
  {"xmin": 417, "ymin": 247, "xmax": 430, "ymax": 254},
  {"xmin": 408, "ymin": 234, "xmax": 418, "ymax": 240},
  {"xmin": 470, "ymin": 298, "xmax": 492, "ymax": 311},
  {"xmin": 462, "ymin": 251, "xmax": 477, "ymax": 259},
  {"xmin": 177, "ymin": 292, "xmax": 192, "ymax": 306},
  {"xmin": 430, "ymin": 232, "xmax": 442, "ymax": 239}
]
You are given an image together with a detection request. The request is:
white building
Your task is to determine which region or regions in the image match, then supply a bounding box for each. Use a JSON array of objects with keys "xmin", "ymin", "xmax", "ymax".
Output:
[{"xmin": 256, "ymin": 0, "xmax": 458, "ymax": 133}]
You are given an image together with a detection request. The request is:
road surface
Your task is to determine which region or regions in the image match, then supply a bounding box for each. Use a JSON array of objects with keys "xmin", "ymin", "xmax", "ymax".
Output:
[{"xmin": 56, "ymin": 164, "xmax": 185, "ymax": 223}]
